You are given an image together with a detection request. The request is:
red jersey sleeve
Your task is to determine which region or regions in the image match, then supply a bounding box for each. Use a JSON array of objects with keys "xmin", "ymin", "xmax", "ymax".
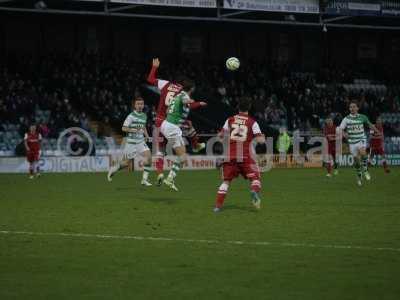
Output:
[
  {"xmin": 189, "ymin": 102, "xmax": 202, "ymax": 110},
  {"xmin": 147, "ymin": 66, "xmax": 158, "ymax": 85}
]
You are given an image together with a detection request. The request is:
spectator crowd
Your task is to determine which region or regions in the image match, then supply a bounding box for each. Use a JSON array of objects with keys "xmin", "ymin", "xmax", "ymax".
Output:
[{"xmin": 1, "ymin": 51, "xmax": 400, "ymax": 147}]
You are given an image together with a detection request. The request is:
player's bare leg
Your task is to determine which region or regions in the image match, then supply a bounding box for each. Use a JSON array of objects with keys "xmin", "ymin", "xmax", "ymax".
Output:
[
  {"xmin": 214, "ymin": 181, "xmax": 230, "ymax": 212},
  {"xmin": 141, "ymin": 150, "xmax": 152, "ymax": 186},
  {"xmin": 163, "ymin": 145, "xmax": 186, "ymax": 191}
]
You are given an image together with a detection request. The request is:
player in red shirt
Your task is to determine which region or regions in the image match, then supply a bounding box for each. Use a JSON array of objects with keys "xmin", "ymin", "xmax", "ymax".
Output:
[
  {"xmin": 369, "ymin": 118, "xmax": 390, "ymax": 173},
  {"xmin": 147, "ymin": 58, "xmax": 206, "ymax": 185},
  {"xmin": 24, "ymin": 124, "xmax": 42, "ymax": 179},
  {"xmin": 214, "ymin": 97, "xmax": 265, "ymax": 212},
  {"xmin": 323, "ymin": 117, "xmax": 339, "ymax": 177}
]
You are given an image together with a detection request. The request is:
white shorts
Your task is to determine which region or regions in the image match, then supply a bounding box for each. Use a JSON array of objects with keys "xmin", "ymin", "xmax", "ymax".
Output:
[
  {"xmin": 349, "ymin": 140, "xmax": 366, "ymax": 156},
  {"xmin": 122, "ymin": 142, "xmax": 149, "ymax": 160},
  {"xmin": 160, "ymin": 120, "xmax": 185, "ymax": 148}
]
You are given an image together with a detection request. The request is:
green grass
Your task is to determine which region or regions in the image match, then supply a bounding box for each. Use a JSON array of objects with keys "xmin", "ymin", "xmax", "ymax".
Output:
[{"xmin": 0, "ymin": 168, "xmax": 400, "ymax": 299}]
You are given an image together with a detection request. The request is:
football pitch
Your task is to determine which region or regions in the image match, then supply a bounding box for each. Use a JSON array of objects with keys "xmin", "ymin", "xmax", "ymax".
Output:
[{"xmin": 0, "ymin": 168, "xmax": 399, "ymax": 299}]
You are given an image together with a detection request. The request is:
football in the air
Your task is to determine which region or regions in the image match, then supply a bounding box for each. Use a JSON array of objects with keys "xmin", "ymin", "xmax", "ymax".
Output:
[{"xmin": 226, "ymin": 57, "xmax": 240, "ymax": 71}]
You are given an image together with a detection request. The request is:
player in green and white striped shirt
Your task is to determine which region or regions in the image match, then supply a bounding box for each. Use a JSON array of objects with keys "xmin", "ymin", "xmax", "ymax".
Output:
[
  {"xmin": 338, "ymin": 101, "xmax": 379, "ymax": 186},
  {"xmin": 107, "ymin": 97, "xmax": 153, "ymax": 186},
  {"xmin": 160, "ymin": 78, "xmax": 199, "ymax": 191}
]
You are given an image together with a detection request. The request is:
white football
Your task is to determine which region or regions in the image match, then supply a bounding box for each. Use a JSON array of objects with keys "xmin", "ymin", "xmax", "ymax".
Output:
[{"xmin": 226, "ymin": 57, "xmax": 240, "ymax": 71}]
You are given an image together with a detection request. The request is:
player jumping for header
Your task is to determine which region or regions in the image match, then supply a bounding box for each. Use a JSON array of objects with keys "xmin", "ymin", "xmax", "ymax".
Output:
[
  {"xmin": 147, "ymin": 58, "xmax": 207, "ymax": 186},
  {"xmin": 160, "ymin": 79, "xmax": 206, "ymax": 191},
  {"xmin": 214, "ymin": 97, "xmax": 266, "ymax": 212},
  {"xmin": 338, "ymin": 101, "xmax": 379, "ymax": 186},
  {"xmin": 107, "ymin": 97, "xmax": 153, "ymax": 186}
]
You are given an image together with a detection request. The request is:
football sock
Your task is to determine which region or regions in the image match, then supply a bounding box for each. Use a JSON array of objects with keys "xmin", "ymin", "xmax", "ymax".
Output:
[
  {"xmin": 155, "ymin": 156, "xmax": 164, "ymax": 175},
  {"xmin": 355, "ymin": 159, "xmax": 362, "ymax": 178},
  {"xmin": 167, "ymin": 157, "xmax": 182, "ymax": 180},
  {"xmin": 333, "ymin": 161, "xmax": 338, "ymax": 169},
  {"xmin": 361, "ymin": 155, "xmax": 368, "ymax": 172},
  {"xmin": 250, "ymin": 179, "xmax": 261, "ymax": 193},
  {"xmin": 29, "ymin": 163, "xmax": 34, "ymax": 175},
  {"xmin": 142, "ymin": 164, "xmax": 151, "ymax": 181},
  {"xmin": 215, "ymin": 182, "xmax": 229, "ymax": 208}
]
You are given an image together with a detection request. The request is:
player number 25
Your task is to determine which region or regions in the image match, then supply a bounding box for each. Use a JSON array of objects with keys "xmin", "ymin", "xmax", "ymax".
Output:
[{"xmin": 230, "ymin": 123, "xmax": 248, "ymax": 142}]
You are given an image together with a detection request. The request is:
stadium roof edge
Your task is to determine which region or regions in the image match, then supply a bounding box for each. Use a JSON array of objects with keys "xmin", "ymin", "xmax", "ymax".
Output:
[{"xmin": 0, "ymin": 5, "xmax": 400, "ymax": 31}]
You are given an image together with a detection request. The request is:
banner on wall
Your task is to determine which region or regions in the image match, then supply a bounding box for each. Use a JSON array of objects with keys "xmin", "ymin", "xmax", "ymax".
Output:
[
  {"xmin": 325, "ymin": 1, "xmax": 382, "ymax": 16},
  {"xmin": 223, "ymin": 0, "xmax": 319, "ymax": 13},
  {"xmin": 338, "ymin": 154, "xmax": 400, "ymax": 167},
  {"xmin": 111, "ymin": 0, "xmax": 216, "ymax": 8},
  {"xmin": 134, "ymin": 155, "xmax": 217, "ymax": 171},
  {"xmin": 0, "ymin": 156, "xmax": 110, "ymax": 173}
]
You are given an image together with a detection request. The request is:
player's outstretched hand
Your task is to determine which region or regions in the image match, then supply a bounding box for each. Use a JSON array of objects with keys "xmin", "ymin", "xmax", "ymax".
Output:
[
  {"xmin": 152, "ymin": 58, "xmax": 160, "ymax": 68},
  {"xmin": 199, "ymin": 102, "xmax": 207, "ymax": 107}
]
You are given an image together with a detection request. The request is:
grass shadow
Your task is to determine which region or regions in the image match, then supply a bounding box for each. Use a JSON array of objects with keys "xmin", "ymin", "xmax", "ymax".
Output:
[
  {"xmin": 223, "ymin": 204, "xmax": 258, "ymax": 213},
  {"xmin": 141, "ymin": 195, "xmax": 178, "ymax": 204}
]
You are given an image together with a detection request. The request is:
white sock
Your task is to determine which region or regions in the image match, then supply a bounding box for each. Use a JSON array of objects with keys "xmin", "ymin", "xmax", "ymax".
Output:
[{"xmin": 142, "ymin": 165, "xmax": 151, "ymax": 181}]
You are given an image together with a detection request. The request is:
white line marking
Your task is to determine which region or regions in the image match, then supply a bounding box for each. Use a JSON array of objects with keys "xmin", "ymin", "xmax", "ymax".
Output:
[{"xmin": 0, "ymin": 230, "xmax": 399, "ymax": 253}]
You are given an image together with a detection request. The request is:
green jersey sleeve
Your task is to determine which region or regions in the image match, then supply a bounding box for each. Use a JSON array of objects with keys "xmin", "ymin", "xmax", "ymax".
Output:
[{"xmin": 361, "ymin": 114, "xmax": 372, "ymax": 126}]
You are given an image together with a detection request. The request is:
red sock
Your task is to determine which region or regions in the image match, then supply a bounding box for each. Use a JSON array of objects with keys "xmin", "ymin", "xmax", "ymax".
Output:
[
  {"xmin": 155, "ymin": 157, "xmax": 164, "ymax": 175},
  {"xmin": 215, "ymin": 193, "xmax": 226, "ymax": 208},
  {"xmin": 29, "ymin": 163, "xmax": 34, "ymax": 175},
  {"xmin": 250, "ymin": 179, "xmax": 261, "ymax": 193},
  {"xmin": 191, "ymin": 135, "xmax": 199, "ymax": 149},
  {"xmin": 215, "ymin": 182, "xmax": 229, "ymax": 208}
]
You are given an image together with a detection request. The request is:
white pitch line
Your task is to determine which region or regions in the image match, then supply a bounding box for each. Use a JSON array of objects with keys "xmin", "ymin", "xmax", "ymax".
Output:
[{"xmin": 0, "ymin": 230, "xmax": 399, "ymax": 253}]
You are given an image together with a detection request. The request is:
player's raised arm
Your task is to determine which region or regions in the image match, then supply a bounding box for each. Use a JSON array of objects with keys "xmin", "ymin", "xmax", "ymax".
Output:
[
  {"xmin": 146, "ymin": 58, "xmax": 159, "ymax": 85},
  {"xmin": 146, "ymin": 58, "xmax": 169, "ymax": 90}
]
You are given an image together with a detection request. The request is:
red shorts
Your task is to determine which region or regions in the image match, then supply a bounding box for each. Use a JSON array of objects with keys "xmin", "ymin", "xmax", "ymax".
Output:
[
  {"xmin": 222, "ymin": 159, "xmax": 260, "ymax": 182},
  {"xmin": 370, "ymin": 147, "xmax": 385, "ymax": 156},
  {"xmin": 26, "ymin": 151, "xmax": 40, "ymax": 163}
]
